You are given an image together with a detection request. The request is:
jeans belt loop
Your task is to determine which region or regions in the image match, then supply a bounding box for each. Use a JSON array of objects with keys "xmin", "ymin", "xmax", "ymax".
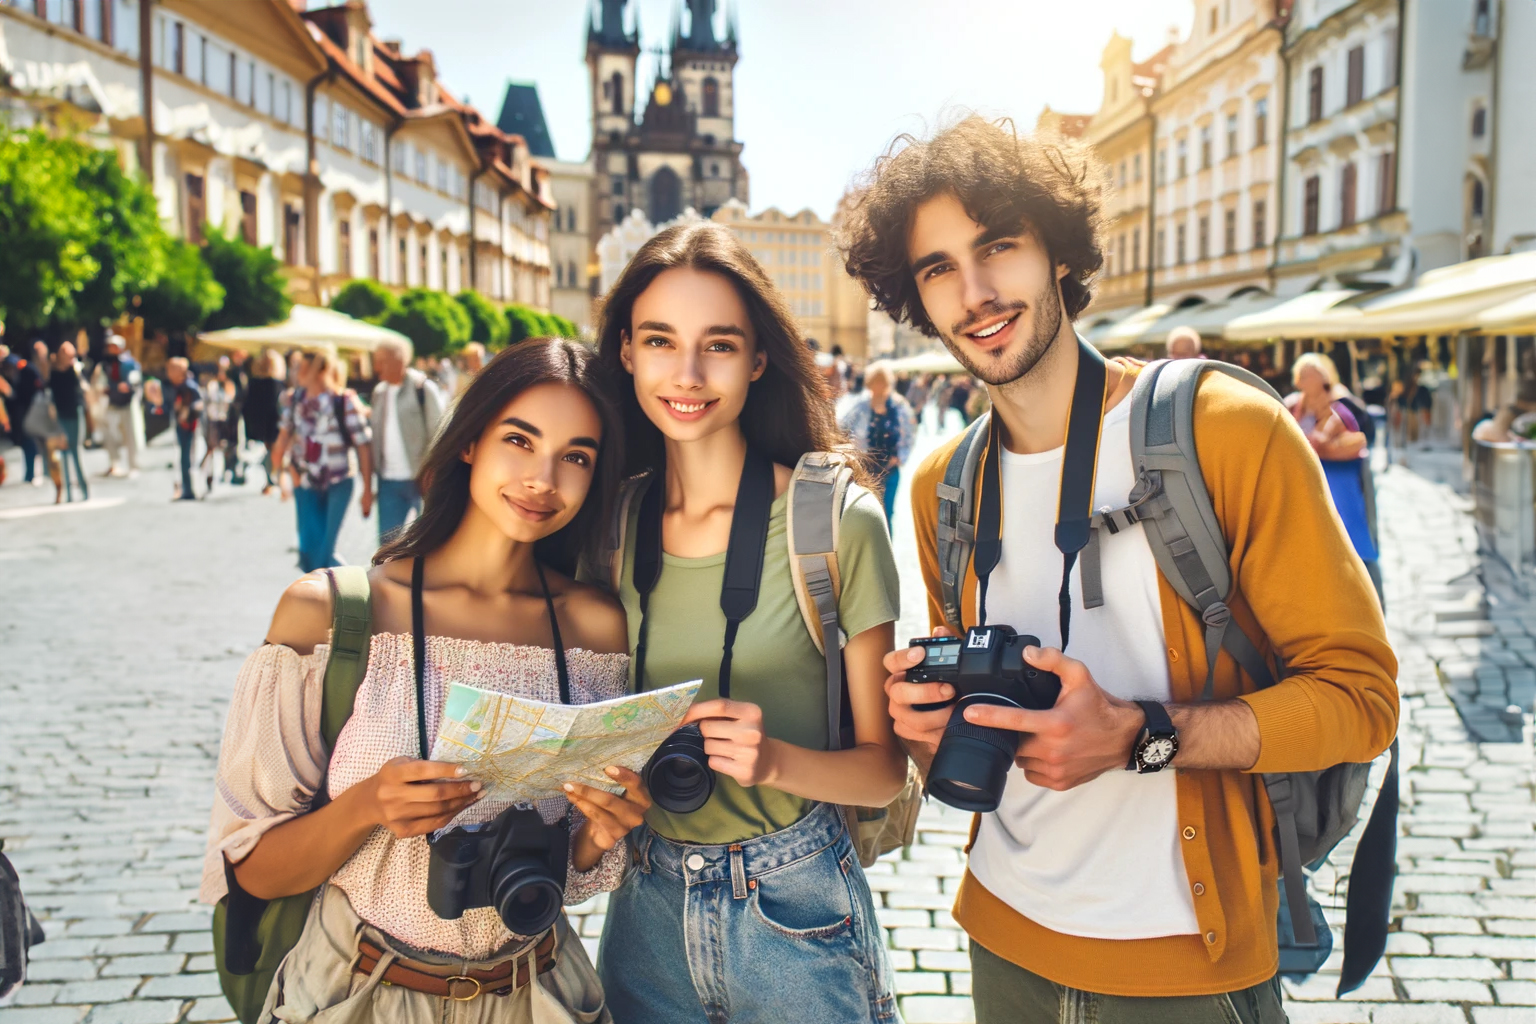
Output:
[
  {"xmin": 729, "ymin": 844, "xmax": 748, "ymax": 900},
  {"xmin": 634, "ymin": 829, "xmax": 653, "ymax": 875}
]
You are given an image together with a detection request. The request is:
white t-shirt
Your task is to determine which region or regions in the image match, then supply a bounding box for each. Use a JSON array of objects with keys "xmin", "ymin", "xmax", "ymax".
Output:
[
  {"xmin": 966, "ymin": 398, "xmax": 1201, "ymax": 940},
  {"xmin": 379, "ymin": 383, "xmax": 413, "ymax": 482}
]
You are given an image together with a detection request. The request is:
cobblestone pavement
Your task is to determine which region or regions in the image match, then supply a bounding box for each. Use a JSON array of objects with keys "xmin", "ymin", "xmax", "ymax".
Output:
[{"xmin": 2, "ymin": 426, "xmax": 1532, "ymax": 1024}]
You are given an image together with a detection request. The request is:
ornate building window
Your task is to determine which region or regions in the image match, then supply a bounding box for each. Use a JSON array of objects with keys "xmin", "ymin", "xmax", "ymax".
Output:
[
  {"xmin": 1303, "ymin": 176, "xmax": 1321, "ymax": 235},
  {"xmin": 1340, "ymin": 162, "xmax": 1358, "ymax": 227},
  {"xmin": 1252, "ymin": 199, "xmax": 1266, "ymax": 249},
  {"xmin": 1223, "ymin": 208, "xmax": 1236, "ymax": 254},
  {"xmin": 1253, "ymin": 97, "xmax": 1268, "ymax": 147},
  {"xmin": 703, "ymin": 77, "xmax": 719, "ymax": 117},
  {"xmin": 1307, "ymin": 66, "xmax": 1324, "ymax": 124},
  {"xmin": 610, "ymin": 72, "xmax": 624, "ymax": 115},
  {"xmin": 1346, "ymin": 46, "xmax": 1365, "ymax": 107}
]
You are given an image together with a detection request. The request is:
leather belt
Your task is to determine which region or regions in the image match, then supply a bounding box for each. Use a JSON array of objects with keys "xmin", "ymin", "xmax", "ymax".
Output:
[{"xmin": 355, "ymin": 931, "xmax": 557, "ymax": 1001}]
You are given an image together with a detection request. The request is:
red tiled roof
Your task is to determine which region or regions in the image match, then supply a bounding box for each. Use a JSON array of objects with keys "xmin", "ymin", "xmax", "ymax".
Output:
[{"xmin": 1056, "ymin": 113, "xmax": 1093, "ymax": 138}]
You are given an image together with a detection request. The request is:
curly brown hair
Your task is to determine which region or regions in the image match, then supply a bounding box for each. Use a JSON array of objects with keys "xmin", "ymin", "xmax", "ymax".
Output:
[{"xmin": 836, "ymin": 115, "xmax": 1108, "ymax": 337}]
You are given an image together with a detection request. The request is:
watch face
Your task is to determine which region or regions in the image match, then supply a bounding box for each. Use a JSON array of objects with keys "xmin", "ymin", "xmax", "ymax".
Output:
[{"xmin": 1141, "ymin": 736, "xmax": 1176, "ymax": 767}]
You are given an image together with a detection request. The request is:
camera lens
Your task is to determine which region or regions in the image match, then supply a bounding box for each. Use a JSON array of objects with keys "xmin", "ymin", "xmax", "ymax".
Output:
[
  {"xmin": 489, "ymin": 856, "xmax": 565, "ymax": 936},
  {"xmin": 645, "ymin": 723, "xmax": 715, "ymax": 814},
  {"xmin": 925, "ymin": 696, "xmax": 1021, "ymax": 813}
]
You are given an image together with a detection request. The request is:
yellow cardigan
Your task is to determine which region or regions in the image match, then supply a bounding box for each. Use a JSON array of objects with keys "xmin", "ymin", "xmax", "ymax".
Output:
[{"xmin": 910, "ymin": 363, "xmax": 1399, "ymax": 997}]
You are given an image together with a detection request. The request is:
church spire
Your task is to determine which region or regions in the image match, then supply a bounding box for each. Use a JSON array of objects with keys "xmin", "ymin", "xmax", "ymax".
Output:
[
  {"xmin": 673, "ymin": 0, "xmax": 729, "ymax": 53},
  {"xmin": 589, "ymin": 0, "xmax": 637, "ymax": 49}
]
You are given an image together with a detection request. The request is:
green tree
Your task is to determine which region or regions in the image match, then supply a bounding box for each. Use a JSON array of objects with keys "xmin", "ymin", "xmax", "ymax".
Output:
[
  {"xmin": 331, "ymin": 278, "xmax": 401, "ymax": 323},
  {"xmin": 0, "ymin": 132, "xmax": 127, "ymax": 331},
  {"xmin": 63, "ymin": 142, "xmax": 168, "ymax": 333},
  {"xmin": 383, "ymin": 288, "xmax": 471, "ymax": 359},
  {"xmin": 455, "ymin": 290, "xmax": 509, "ymax": 350},
  {"xmin": 504, "ymin": 304, "xmax": 546, "ymax": 346},
  {"xmin": 550, "ymin": 315, "xmax": 580, "ymax": 339},
  {"xmin": 202, "ymin": 226, "xmax": 292, "ymax": 330},
  {"xmin": 138, "ymin": 239, "xmax": 225, "ymax": 335}
]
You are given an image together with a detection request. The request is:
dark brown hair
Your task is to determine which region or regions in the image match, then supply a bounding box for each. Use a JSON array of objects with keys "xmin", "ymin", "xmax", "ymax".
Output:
[
  {"xmin": 595, "ymin": 221, "xmax": 844, "ymax": 475},
  {"xmin": 836, "ymin": 114, "xmax": 1108, "ymax": 336},
  {"xmin": 373, "ymin": 338, "xmax": 624, "ymax": 578}
]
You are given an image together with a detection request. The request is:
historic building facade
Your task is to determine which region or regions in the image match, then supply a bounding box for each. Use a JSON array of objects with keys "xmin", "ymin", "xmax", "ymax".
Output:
[
  {"xmin": 0, "ymin": 0, "xmax": 553, "ymax": 309},
  {"xmin": 585, "ymin": 0, "xmax": 749, "ymax": 253}
]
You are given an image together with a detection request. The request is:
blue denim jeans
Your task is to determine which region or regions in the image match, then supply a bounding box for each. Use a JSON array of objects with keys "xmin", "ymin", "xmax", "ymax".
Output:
[
  {"xmin": 880, "ymin": 467, "xmax": 900, "ymax": 533},
  {"xmin": 175, "ymin": 424, "xmax": 197, "ymax": 499},
  {"xmin": 375, "ymin": 477, "xmax": 421, "ymax": 543},
  {"xmin": 597, "ymin": 802, "xmax": 898, "ymax": 1024},
  {"xmin": 294, "ymin": 476, "xmax": 354, "ymax": 572},
  {"xmin": 59, "ymin": 409, "xmax": 89, "ymax": 502}
]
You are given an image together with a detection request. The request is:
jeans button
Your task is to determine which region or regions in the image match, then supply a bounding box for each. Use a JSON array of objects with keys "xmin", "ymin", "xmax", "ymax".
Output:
[{"xmin": 685, "ymin": 853, "xmax": 705, "ymax": 871}]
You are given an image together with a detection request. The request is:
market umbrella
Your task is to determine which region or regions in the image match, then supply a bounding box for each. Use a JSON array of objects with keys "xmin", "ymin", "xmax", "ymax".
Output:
[{"xmin": 196, "ymin": 304, "xmax": 410, "ymax": 355}]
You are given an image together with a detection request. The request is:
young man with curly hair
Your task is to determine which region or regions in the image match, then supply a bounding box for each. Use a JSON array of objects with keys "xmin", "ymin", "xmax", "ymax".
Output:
[{"xmin": 837, "ymin": 116, "xmax": 1398, "ymax": 1024}]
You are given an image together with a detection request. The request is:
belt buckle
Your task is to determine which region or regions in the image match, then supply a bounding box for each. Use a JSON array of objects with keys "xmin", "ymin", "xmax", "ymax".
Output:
[{"xmin": 445, "ymin": 975, "xmax": 483, "ymax": 1002}]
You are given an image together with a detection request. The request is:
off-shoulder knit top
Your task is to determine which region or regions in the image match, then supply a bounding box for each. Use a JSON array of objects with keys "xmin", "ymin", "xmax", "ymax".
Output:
[{"xmin": 200, "ymin": 632, "xmax": 631, "ymax": 958}]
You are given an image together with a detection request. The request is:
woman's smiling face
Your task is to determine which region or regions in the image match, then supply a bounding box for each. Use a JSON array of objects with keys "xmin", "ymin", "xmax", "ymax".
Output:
[
  {"xmin": 620, "ymin": 267, "xmax": 766, "ymax": 443},
  {"xmin": 463, "ymin": 382, "xmax": 603, "ymax": 544}
]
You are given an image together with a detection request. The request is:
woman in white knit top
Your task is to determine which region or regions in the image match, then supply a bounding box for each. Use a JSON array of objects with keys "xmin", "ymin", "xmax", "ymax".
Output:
[{"xmin": 202, "ymin": 339, "xmax": 649, "ymax": 1023}]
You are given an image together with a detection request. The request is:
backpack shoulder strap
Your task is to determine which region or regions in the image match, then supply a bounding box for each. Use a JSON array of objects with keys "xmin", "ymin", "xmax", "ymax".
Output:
[
  {"xmin": 787, "ymin": 452, "xmax": 854, "ymax": 751},
  {"xmin": 321, "ymin": 565, "xmax": 372, "ymax": 750},
  {"xmin": 1126, "ymin": 358, "xmax": 1280, "ymax": 698},
  {"xmin": 596, "ymin": 472, "xmax": 652, "ymax": 595},
  {"xmin": 935, "ymin": 412, "xmax": 991, "ymax": 631}
]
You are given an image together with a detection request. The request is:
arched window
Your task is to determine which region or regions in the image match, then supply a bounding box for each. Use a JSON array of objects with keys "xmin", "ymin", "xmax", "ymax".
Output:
[
  {"xmin": 650, "ymin": 167, "xmax": 682, "ymax": 224},
  {"xmin": 610, "ymin": 71, "xmax": 624, "ymax": 116},
  {"xmin": 702, "ymin": 77, "xmax": 720, "ymax": 118},
  {"xmin": 1470, "ymin": 178, "xmax": 1485, "ymax": 218}
]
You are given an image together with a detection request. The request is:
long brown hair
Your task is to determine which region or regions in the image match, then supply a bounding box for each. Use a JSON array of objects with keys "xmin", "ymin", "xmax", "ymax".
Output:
[
  {"xmin": 595, "ymin": 222, "xmax": 843, "ymax": 476},
  {"xmin": 373, "ymin": 338, "xmax": 624, "ymax": 577}
]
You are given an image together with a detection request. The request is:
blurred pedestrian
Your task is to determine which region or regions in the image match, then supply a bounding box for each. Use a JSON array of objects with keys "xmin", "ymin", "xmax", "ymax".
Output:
[
  {"xmin": 905, "ymin": 373, "xmax": 931, "ymax": 432},
  {"xmin": 946, "ymin": 373, "xmax": 974, "ymax": 428},
  {"xmin": 1165, "ymin": 326, "xmax": 1203, "ymax": 360},
  {"xmin": 201, "ymin": 358, "xmax": 238, "ymax": 494},
  {"xmin": 368, "ymin": 337, "xmax": 445, "ymax": 543},
  {"xmin": 159, "ymin": 357, "xmax": 204, "ymax": 501},
  {"xmin": 1391, "ymin": 363, "xmax": 1434, "ymax": 450},
  {"xmin": 455, "ymin": 342, "xmax": 486, "ymax": 396},
  {"xmin": 244, "ymin": 349, "xmax": 286, "ymax": 494},
  {"xmin": 90, "ymin": 333, "xmax": 143, "ymax": 478},
  {"xmin": 270, "ymin": 350, "xmax": 372, "ymax": 571},
  {"xmin": 48, "ymin": 341, "xmax": 92, "ymax": 503},
  {"xmin": 1471, "ymin": 377, "xmax": 1536, "ymax": 444},
  {"xmin": 839, "ymin": 359, "xmax": 917, "ymax": 530},
  {"xmin": 226, "ymin": 349, "xmax": 250, "ymax": 484},
  {"xmin": 1287, "ymin": 352, "xmax": 1382, "ymax": 606}
]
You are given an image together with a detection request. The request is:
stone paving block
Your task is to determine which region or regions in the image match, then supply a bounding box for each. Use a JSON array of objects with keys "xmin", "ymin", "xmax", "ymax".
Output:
[
  {"xmin": 1491, "ymin": 980, "xmax": 1536, "ymax": 1005},
  {"xmin": 1401, "ymin": 980, "xmax": 1493, "ymax": 1003},
  {"xmin": 1388, "ymin": 956, "xmax": 1504, "ymax": 980},
  {"xmin": 1401, "ymin": 916, "xmax": 1484, "ymax": 935},
  {"xmin": 885, "ymin": 890, "xmax": 956, "ymax": 911},
  {"xmin": 184, "ymin": 998, "xmax": 236, "ymax": 1023},
  {"xmin": 80, "ymin": 1002, "xmax": 182, "ymax": 1024},
  {"xmin": 891, "ymin": 928, "xmax": 960, "ymax": 951},
  {"xmin": 578, "ymin": 915, "xmax": 605, "ymax": 938},
  {"xmin": 135, "ymin": 913, "xmax": 210, "ymax": 935},
  {"xmin": 875, "ymin": 909, "xmax": 933, "ymax": 929},
  {"xmin": 7, "ymin": 985, "xmax": 62, "ymax": 1008},
  {"xmin": 96, "ymin": 958, "xmax": 184, "ymax": 979},
  {"xmin": 169, "ymin": 933, "xmax": 213, "ymax": 955},
  {"xmin": 60, "ymin": 921, "xmax": 130, "ymax": 939},
  {"xmin": 916, "ymin": 950, "xmax": 971, "ymax": 972},
  {"xmin": 950, "ymin": 972, "xmax": 972, "ymax": 995},
  {"xmin": 26, "ymin": 941, "xmax": 101, "ymax": 962},
  {"xmin": 53, "ymin": 981, "xmax": 139, "ymax": 1006},
  {"xmin": 1282, "ymin": 1003, "xmax": 1373, "ymax": 1023},
  {"xmin": 92, "ymin": 939, "xmax": 168, "ymax": 958},
  {"xmin": 136, "ymin": 973, "xmax": 222, "ymax": 999},
  {"xmin": 1370, "ymin": 1005, "xmax": 1474, "ymax": 1024},
  {"xmin": 1471, "ymin": 1010, "xmax": 1536, "ymax": 1024},
  {"xmin": 1386, "ymin": 933, "xmax": 1433, "ymax": 955},
  {"xmin": 1429, "ymin": 935, "xmax": 1534, "ymax": 958},
  {"xmin": 887, "ymin": 950, "xmax": 915, "ymax": 971},
  {"xmin": 897, "ymin": 995, "xmax": 975, "ymax": 1023},
  {"xmin": 183, "ymin": 956, "xmax": 214, "ymax": 975},
  {"xmin": 894, "ymin": 971, "xmax": 948, "ymax": 994},
  {"xmin": 0, "ymin": 1009, "xmax": 89, "ymax": 1024},
  {"xmin": 22, "ymin": 962, "xmax": 98, "ymax": 984}
]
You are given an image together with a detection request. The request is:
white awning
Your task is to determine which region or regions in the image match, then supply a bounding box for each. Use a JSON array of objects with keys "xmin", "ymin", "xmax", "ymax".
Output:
[
  {"xmin": 196, "ymin": 304, "xmax": 411, "ymax": 355},
  {"xmin": 1126, "ymin": 292, "xmax": 1290, "ymax": 348},
  {"xmin": 1474, "ymin": 289, "xmax": 1536, "ymax": 335},
  {"xmin": 886, "ymin": 349, "xmax": 966, "ymax": 375},
  {"xmin": 1222, "ymin": 289, "xmax": 1369, "ymax": 342},
  {"xmin": 1094, "ymin": 303, "xmax": 1171, "ymax": 352}
]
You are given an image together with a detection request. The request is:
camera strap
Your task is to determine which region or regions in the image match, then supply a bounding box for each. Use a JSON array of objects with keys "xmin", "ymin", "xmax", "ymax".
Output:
[
  {"xmin": 974, "ymin": 337, "xmax": 1108, "ymax": 650},
  {"xmin": 411, "ymin": 555, "xmax": 572, "ymax": 762},
  {"xmin": 632, "ymin": 448, "xmax": 775, "ymax": 699}
]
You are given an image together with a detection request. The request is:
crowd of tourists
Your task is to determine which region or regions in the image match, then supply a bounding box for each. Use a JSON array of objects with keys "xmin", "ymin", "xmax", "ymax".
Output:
[{"xmin": 4, "ymin": 116, "xmax": 1404, "ymax": 1024}]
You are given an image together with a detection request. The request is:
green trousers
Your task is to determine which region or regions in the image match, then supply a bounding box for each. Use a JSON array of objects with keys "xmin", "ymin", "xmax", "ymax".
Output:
[{"xmin": 970, "ymin": 941, "xmax": 1289, "ymax": 1024}]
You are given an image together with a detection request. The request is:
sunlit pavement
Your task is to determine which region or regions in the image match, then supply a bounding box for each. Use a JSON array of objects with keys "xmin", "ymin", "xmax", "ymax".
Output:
[{"xmin": 1, "ymin": 421, "xmax": 1532, "ymax": 1024}]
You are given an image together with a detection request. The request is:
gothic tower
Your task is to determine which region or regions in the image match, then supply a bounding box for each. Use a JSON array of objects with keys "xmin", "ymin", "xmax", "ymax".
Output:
[{"xmin": 587, "ymin": 0, "xmax": 639, "ymax": 147}]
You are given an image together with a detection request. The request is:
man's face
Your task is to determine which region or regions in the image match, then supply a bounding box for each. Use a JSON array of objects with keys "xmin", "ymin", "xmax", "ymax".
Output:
[
  {"xmin": 907, "ymin": 193, "xmax": 1068, "ymax": 387},
  {"xmin": 375, "ymin": 349, "xmax": 404, "ymax": 384}
]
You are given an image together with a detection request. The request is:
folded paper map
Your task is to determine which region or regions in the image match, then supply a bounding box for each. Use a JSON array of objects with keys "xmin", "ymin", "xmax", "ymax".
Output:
[{"xmin": 430, "ymin": 679, "xmax": 703, "ymax": 804}]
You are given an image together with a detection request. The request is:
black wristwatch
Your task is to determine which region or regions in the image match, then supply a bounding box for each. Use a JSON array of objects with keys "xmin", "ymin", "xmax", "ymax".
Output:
[{"xmin": 1127, "ymin": 700, "xmax": 1179, "ymax": 774}]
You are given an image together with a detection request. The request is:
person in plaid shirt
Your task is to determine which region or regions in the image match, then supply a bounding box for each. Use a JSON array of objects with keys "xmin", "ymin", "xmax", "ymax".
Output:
[{"xmin": 271, "ymin": 350, "xmax": 372, "ymax": 571}]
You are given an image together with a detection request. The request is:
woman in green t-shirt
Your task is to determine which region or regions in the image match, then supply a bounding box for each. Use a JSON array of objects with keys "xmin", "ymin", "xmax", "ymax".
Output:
[{"xmin": 592, "ymin": 222, "xmax": 907, "ymax": 1023}]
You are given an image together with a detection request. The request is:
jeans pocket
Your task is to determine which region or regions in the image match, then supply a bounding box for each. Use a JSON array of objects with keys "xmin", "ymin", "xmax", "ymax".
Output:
[{"xmin": 748, "ymin": 843, "xmax": 857, "ymax": 941}]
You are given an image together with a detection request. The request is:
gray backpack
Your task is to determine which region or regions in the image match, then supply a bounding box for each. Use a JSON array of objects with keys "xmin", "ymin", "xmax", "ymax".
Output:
[{"xmin": 935, "ymin": 357, "xmax": 1398, "ymax": 995}]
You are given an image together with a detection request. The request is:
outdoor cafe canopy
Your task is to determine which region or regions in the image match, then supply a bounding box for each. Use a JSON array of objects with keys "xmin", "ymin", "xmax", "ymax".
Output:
[
  {"xmin": 1122, "ymin": 291, "xmax": 1291, "ymax": 348},
  {"xmin": 1474, "ymin": 289, "xmax": 1536, "ymax": 335},
  {"xmin": 886, "ymin": 349, "xmax": 966, "ymax": 375},
  {"xmin": 197, "ymin": 304, "xmax": 411, "ymax": 355},
  {"xmin": 1222, "ymin": 288, "xmax": 1368, "ymax": 342}
]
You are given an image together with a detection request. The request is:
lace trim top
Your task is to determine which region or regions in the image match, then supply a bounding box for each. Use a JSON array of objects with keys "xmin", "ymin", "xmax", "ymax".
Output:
[{"xmin": 201, "ymin": 633, "xmax": 631, "ymax": 958}]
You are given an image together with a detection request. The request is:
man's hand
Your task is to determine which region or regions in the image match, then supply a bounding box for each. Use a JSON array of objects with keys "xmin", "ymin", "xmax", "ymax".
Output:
[
  {"xmin": 961, "ymin": 645, "xmax": 1143, "ymax": 791},
  {"xmin": 681, "ymin": 698, "xmax": 778, "ymax": 787},
  {"xmin": 882, "ymin": 626, "xmax": 958, "ymax": 763}
]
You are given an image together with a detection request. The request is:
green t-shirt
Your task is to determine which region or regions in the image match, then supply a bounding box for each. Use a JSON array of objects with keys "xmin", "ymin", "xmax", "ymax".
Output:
[{"xmin": 618, "ymin": 483, "xmax": 900, "ymax": 845}]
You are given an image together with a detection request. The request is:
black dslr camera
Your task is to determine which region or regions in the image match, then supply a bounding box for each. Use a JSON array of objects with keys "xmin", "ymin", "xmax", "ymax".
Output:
[
  {"xmin": 909, "ymin": 626, "xmax": 1062, "ymax": 812},
  {"xmin": 643, "ymin": 723, "xmax": 714, "ymax": 814},
  {"xmin": 426, "ymin": 806, "xmax": 568, "ymax": 936}
]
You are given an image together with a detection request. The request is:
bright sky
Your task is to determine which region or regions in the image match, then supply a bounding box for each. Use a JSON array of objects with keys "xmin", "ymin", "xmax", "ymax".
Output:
[{"xmin": 363, "ymin": 0, "xmax": 1194, "ymax": 220}]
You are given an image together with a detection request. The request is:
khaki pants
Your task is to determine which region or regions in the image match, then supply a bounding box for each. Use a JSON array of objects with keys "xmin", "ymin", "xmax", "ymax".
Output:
[
  {"xmin": 102, "ymin": 404, "xmax": 141, "ymax": 472},
  {"xmin": 261, "ymin": 886, "xmax": 610, "ymax": 1024},
  {"xmin": 970, "ymin": 941, "xmax": 1288, "ymax": 1024}
]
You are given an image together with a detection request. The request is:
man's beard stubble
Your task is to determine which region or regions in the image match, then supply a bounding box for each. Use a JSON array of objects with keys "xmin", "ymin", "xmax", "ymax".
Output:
[{"xmin": 939, "ymin": 277, "xmax": 1064, "ymax": 388}]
